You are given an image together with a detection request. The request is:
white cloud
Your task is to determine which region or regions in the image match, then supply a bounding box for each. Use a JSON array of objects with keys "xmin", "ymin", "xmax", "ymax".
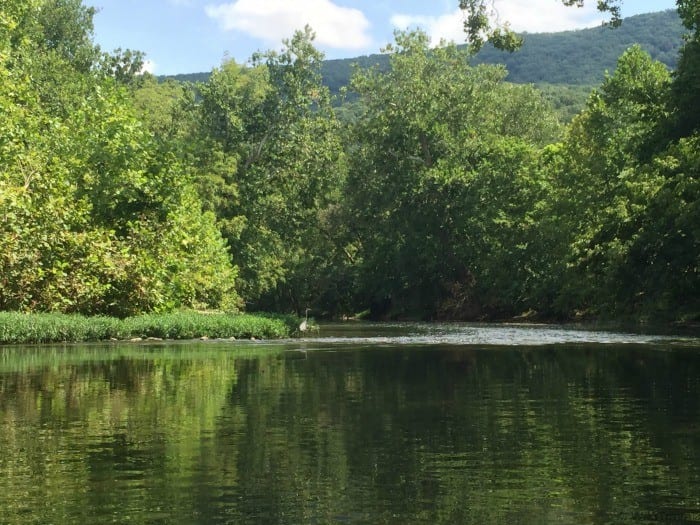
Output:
[
  {"xmin": 140, "ymin": 59, "xmax": 156, "ymax": 74},
  {"xmin": 390, "ymin": 11, "xmax": 465, "ymax": 47},
  {"xmin": 391, "ymin": 0, "xmax": 605, "ymax": 47},
  {"xmin": 205, "ymin": 0, "xmax": 372, "ymax": 50}
]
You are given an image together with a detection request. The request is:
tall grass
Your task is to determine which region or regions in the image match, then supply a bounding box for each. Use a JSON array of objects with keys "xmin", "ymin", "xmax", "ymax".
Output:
[
  {"xmin": 0, "ymin": 311, "xmax": 298, "ymax": 345},
  {"xmin": 123, "ymin": 312, "xmax": 297, "ymax": 340}
]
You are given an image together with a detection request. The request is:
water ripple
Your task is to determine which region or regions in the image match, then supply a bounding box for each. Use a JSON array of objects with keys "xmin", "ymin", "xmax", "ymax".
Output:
[{"xmin": 292, "ymin": 323, "xmax": 696, "ymax": 347}]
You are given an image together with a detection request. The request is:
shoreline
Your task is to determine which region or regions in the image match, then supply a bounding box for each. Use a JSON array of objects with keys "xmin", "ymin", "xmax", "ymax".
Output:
[{"xmin": 0, "ymin": 311, "xmax": 300, "ymax": 346}]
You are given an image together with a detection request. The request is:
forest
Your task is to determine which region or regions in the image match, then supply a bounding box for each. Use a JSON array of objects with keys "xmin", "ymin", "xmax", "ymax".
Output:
[
  {"xmin": 168, "ymin": 10, "xmax": 684, "ymax": 92},
  {"xmin": 1, "ymin": 0, "xmax": 698, "ymax": 324},
  {"xmin": 167, "ymin": 10, "xmax": 685, "ymax": 122}
]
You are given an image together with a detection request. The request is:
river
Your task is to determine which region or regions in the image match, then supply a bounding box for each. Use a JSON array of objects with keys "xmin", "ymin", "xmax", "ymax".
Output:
[{"xmin": 1, "ymin": 322, "xmax": 699, "ymax": 524}]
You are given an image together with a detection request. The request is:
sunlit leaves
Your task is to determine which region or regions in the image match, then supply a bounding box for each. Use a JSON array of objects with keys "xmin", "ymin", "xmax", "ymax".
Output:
[
  {"xmin": 541, "ymin": 44, "xmax": 699, "ymax": 319},
  {"xmin": 194, "ymin": 27, "xmax": 345, "ymax": 310},
  {"xmin": 345, "ymin": 31, "xmax": 560, "ymax": 318},
  {"xmin": 0, "ymin": 0, "xmax": 240, "ymax": 315}
]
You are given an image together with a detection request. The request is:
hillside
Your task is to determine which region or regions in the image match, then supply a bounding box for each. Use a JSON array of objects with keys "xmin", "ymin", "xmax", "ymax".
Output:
[
  {"xmin": 472, "ymin": 9, "xmax": 683, "ymax": 84},
  {"xmin": 163, "ymin": 10, "xmax": 684, "ymax": 93},
  {"xmin": 319, "ymin": 10, "xmax": 683, "ymax": 92}
]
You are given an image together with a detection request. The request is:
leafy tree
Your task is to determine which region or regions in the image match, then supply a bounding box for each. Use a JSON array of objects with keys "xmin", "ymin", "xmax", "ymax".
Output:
[
  {"xmin": 541, "ymin": 47, "xmax": 675, "ymax": 317},
  {"xmin": 28, "ymin": 0, "xmax": 100, "ymax": 71},
  {"xmin": 343, "ymin": 31, "xmax": 559, "ymax": 319},
  {"xmin": 193, "ymin": 27, "xmax": 345, "ymax": 312},
  {"xmin": 521, "ymin": 0, "xmax": 700, "ymax": 322},
  {"xmin": 670, "ymin": 0, "xmax": 700, "ymax": 137},
  {"xmin": 132, "ymin": 74, "xmax": 194, "ymax": 140},
  {"xmin": 98, "ymin": 47, "xmax": 146, "ymax": 86},
  {"xmin": 0, "ymin": 0, "xmax": 239, "ymax": 315}
]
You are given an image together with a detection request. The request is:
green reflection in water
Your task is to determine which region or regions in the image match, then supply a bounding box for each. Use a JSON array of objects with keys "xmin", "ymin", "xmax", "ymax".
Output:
[{"xmin": 1, "ymin": 342, "xmax": 700, "ymax": 524}]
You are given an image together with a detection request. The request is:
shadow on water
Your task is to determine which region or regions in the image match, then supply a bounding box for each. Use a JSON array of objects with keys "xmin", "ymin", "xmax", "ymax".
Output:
[{"xmin": 1, "ymin": 323, "xmax": 700, "ymax": 524}]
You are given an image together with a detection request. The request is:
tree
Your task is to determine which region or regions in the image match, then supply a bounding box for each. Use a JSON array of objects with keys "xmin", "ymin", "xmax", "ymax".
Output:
[
  {"xmin": 541, "ymin": 47, "xmax": 675, "ymax": 317},
  {"xmin": 131, "ymin": 74, "xmax": 194, "ymax": 140},
  {"xmin": 99, "ymin": 47, "xmax": 146, "ymax": 86},
  {"xmin": 459, "ymin": 0, "xmax": 623, "ymax": 52},
  {"xmin": 28, "ymin": 0, "xmax": 100, "ymax": 71},
  {"xmin": 343, "ymin": 31, "xmax": 559, "ymax": 319},
  {"xmin": 0, "ymin": 0, "xmax": 240, "ymax": 315},
  {"xmin": 670, "ymin": 0, "xmax": 700, "ymax": 137},
  {"xmin": 192, "ymin": 27, "xmax": 345, "ymax": 312}
]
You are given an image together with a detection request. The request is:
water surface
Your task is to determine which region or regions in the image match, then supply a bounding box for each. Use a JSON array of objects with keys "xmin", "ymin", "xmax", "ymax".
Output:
[{"xmin": 1, "ymin": 323, "xmax": 699, "ymax": 524}]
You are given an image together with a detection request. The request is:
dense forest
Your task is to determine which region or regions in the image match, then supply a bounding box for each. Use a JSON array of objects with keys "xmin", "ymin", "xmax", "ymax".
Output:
[
  {"xmin": 1, "ymin": 0, "xmax": 698, "ymax": 324},
  {"xmin": 163, "ymin": 10, "xmax": 684, "ymax": 123}
]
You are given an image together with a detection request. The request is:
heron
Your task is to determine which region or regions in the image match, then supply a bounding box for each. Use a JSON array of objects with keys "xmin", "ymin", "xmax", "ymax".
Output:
[{"xmin": 299, "ymin": 308, "xmax": 311, "ymax": 332}]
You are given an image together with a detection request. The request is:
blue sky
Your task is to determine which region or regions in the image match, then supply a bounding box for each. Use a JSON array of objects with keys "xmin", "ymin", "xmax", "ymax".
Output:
[{"xmin": 85, "ymin": 0, "xmax": 678, "ymax": 75}]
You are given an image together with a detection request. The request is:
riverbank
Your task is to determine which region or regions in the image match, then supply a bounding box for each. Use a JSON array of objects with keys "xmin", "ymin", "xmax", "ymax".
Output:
[{"xmin": 0, "ymin": 311, "xmax": 300, "ymax": 345}]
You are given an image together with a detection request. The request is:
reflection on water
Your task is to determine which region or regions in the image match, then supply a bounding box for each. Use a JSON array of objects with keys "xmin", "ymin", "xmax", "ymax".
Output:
[{"xmin": 1, "ymin": 325, "xmax": 700, "ymax": 524}]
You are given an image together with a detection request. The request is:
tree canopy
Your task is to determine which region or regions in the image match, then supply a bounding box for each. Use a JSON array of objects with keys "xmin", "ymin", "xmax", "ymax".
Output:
[
  {"xmin": 1, "ymin": 0, "xmax": 698, "ymax": 323},
  {"xmin": 0, "ymin": 0, "xmax": 239, "ymax": 315}
]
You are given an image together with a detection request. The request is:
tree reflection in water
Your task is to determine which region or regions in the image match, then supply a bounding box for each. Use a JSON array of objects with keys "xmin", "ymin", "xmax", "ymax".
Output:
[{"xmin": 0, "ymin": 338, "xmax": 699, "ymax": 524}]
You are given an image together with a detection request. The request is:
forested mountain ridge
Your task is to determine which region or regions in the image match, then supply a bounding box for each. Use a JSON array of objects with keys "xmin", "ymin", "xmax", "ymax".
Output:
[
  {"xmin": 164, "ymin": 10, "xmax": 684, "ymax": 90},
  {"xmin": 473, "ymin": 9, "xmax": 683, "ymax": 84}
]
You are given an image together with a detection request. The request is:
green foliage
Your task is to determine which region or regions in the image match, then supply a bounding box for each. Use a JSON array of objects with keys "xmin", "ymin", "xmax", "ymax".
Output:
[
  {"xmin": 159, "ymin": 12, "xmax": 683, "ymax": 100},
  {"xmin": 678, "ymin": 0, "xmax": 700, "ymax": 31},
  {"xmin": 539, "ymin": 46, "xmax": 695, "ymax": 319},
  {"xmin": 0, "ymin": 312, "xmax": 126, "ymax": 344},
  {"xmin": 0, "ymin": 0, "xmax": 240, "ymax": 316},
  {"xmin": 670, "ymin": 5, "xmax": 700, "ymax": 137},
  {"xmin": 0, "ymin": 311, "xmax": 296, "ymax": 344},
  {"xmin": 131, "ymin": 74, "xmax": 194, "ymax": 139},
  {"xmin": 535, "ymin": 83, "xmax": 594, "ymax": 122},
  {"xmin": 122, "ymin": 311, "xmax": 296, "ymax": 340},
  {"xmin": 471, "ymin": 10, "xmax": 683, "ymax": 86},
  {"xmin": 343, "ymin": 32, "xmax": 560, "ymax": 318},
  {"xmin": 459, "ymin": 0, "xmax": 623, "ymax": 52},
  {"xmin": 2, "ymin": 0, "xmax": 698, "ymax": 324},
  {"xmin": 619, "ymin": 135, "xmax": 700, "ymax": 322},
  {"xmin": 192, "ymin": 26, "xmax": 345, "ymax": 311},
  {"xmin": 27, "ymin": 0, "xmax": 100, "ymax": 72},
  {"xmin": 98, "ymin": 47, "xmax": 146, "ymax": 86}
]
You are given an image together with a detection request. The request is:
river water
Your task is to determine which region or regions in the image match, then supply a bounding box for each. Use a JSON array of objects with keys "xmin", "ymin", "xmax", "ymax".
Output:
[{"xmin": 1, "ymin": 322, "xmax": 699, "ymax": 524}]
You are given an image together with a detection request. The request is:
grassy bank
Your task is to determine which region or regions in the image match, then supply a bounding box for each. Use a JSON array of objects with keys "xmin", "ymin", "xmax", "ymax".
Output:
[{"xmin": 0, "ymin": 311, "xmax": 299, "ymax": 345}]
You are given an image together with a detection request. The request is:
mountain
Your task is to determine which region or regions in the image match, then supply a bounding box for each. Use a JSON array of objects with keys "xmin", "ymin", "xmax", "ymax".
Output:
[
  {"xmin": 471, "ymin": 9, "xmax": 683, "ymax": 84},
  {"xmin": 163, "ymin": 10, "xmax": 684, "ymax": 91}
]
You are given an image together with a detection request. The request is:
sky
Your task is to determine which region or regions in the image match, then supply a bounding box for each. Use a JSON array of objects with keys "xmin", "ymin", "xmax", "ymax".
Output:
[{"xmin": 85, "ymin": 0, "xmax": 678, "ymax": 75}]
